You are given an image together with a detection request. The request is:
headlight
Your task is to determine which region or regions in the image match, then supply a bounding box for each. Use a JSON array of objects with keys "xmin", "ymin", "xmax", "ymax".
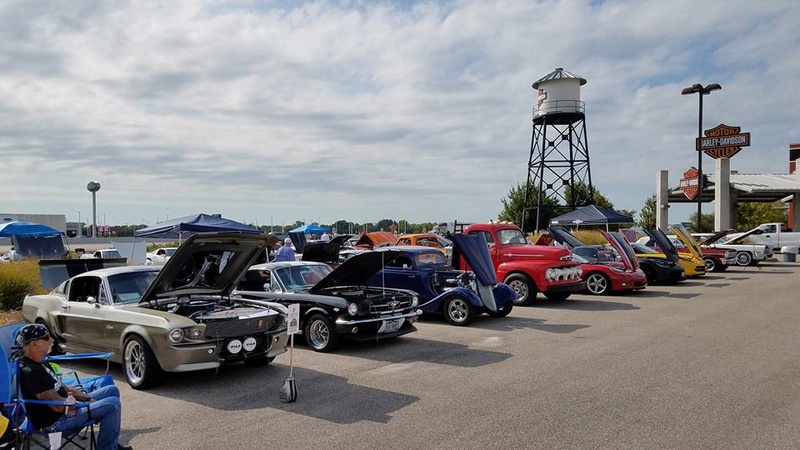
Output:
[
  {"xmin": 347, "ymin": 302, "xmax": 359, "ymax": 315},
  {"xmin": 575, "ymin": 266, "xmax": 583, "ymax": 277},
  {"xmin": 546, "ymin": 268, "xmax": 557, "ymax": 281},
  {"xmin": 411, "ymin": 295, "xmax": 418, "ymax": 307},
  {"xmin": 168, "ymin": 328, "xmax": 184, "ymax": 344}
]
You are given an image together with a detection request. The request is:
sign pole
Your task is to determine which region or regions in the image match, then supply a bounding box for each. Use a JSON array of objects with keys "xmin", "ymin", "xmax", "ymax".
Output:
[{"xmin": 280, "ymin": 303, "xmax": 300, "ymax": 403}]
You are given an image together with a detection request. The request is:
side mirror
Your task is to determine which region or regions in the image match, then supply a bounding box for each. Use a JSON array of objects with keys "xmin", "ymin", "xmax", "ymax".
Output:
[
  {"xmin": 87, "ymin": 296, "xmax": 97, "ymax": 305},
  {"xmin": 263, "ymin": 283, "xmax": 272, "ymax": 292}
]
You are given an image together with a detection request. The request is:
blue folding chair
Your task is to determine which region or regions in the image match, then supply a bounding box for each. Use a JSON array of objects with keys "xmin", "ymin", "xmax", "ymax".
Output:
[{"xmin": 1, "ymin": 323, "xmax": 114, "ymax": 450}]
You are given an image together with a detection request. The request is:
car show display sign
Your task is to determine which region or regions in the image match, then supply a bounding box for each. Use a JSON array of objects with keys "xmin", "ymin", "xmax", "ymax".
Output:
[{"xmin": 696, "ymin": 123, "xmax": 751, "ymax": 159}]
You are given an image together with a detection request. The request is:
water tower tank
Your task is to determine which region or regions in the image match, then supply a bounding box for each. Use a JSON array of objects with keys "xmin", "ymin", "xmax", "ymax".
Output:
[{"xmin": 532, "ymin": 67, "xmax": 586, "ymax": 117}]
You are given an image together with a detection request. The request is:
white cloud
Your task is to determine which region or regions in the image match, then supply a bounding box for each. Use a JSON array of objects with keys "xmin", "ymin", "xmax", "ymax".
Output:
[{"xmin": 1, "ymin": 0, "xmax": 798, "ymax": 227}]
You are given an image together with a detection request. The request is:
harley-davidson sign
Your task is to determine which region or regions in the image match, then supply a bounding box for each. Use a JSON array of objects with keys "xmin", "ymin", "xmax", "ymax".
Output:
[
  {"xmin": 696, "ymin": 123, "xmax": 751, "ymax": 159},
  {"xmin": 680, "ymin": 167, "xmax": 701, "ymax": 200}
]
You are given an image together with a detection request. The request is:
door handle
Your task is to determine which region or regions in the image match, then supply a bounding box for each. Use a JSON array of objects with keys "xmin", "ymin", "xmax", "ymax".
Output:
[{"xmin": 61, "ymin": 305, "xmax": 69, "ymax": 310}]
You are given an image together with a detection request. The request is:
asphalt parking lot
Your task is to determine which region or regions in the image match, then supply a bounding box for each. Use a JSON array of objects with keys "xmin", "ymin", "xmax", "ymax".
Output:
[{"xmin": 65, "ymin": 261, "xmax": 800, "ymax": 450}]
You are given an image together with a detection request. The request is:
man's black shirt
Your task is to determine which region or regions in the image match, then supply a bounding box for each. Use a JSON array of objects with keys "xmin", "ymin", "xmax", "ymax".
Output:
[{"xmin": 18, "ymin": 357, "xmax": 67, "ymax": 430}]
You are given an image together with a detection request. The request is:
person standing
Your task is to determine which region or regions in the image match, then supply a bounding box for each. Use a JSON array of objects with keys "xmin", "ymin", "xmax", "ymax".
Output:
[
  {"xmin": 274, "ymin": 237, "xmax": 296, "ymax": 262},
  {"xmin": 16, "ymin": 323, "xmax": 132, "ymax": 450}
]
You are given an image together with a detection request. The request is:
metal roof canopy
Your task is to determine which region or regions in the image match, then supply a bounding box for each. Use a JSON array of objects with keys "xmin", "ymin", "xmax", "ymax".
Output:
[{"xmin": 668, "ymin": 173, "xmax": 800, "ymax": 203}]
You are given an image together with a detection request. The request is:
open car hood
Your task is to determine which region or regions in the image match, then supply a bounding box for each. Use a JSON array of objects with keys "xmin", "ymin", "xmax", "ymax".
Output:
[
  {"xmin": 643, "ymin": 229, "xmax": 679, "ymax": 262},
  {"xmin": 601, "ymin": 231, "xmax": 638, "ymax": 271},
  {"xmin": 302, "ymin": 235, "xmax": 351, "ymax": 264},
  {"xmin": 547, "ymin": 226, "xmax": 587, "ymax": 249},
  {"xmin": 140, "ymin": 232, "xmax": 272, "ymax": 303},
  {"xmin": 451, "ymin": 233, "xmax": 497, "ymax": 286},
  {"xmin": 309, "ymin": 250, "xmax": 402, "ymax": 293},
  {"xmin": 354, "ymin": 232, "xmax": 398, "ymax": 249},
  {"xmin": 671, "ymin": 225, "xmax": 703, "ymax": 258},
  {"xmin": 698, "ymin": 229, "xmax": 732, "ymax": 245},
  {"xmin": 724, "ymin": 226, "xmax": 764, "ymax": 244}
]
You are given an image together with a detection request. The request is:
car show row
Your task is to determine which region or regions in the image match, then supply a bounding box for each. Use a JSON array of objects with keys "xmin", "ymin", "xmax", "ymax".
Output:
[{"xmin": 20, "ymin": 221, "xmax": 780, "ymax": 390}]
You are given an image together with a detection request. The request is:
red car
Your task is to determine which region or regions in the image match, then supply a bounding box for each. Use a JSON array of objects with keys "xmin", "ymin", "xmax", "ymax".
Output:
[{"xmin": 549, "ymin": 228, "xmax": 648, "ymax": 295}]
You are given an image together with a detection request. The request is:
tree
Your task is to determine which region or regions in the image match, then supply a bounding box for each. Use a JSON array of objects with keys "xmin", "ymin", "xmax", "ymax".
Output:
[
  {"xmin": 687, "ymin": 211, "xmax": 715, "ymax": 233},
  {"xmin": 736, "ymin": 202, "xmax": 787, "ymax": 230},
  {"xmin": 638, "ymin": 195, "xmax": 657, "ymax": 229},
  {"xmin": 564, "ymin": 182, "xmax": 614, "ymax": 209},
  {"xmin": 499, "ymin": 182, "xmax": 560, "ymax": 233}
]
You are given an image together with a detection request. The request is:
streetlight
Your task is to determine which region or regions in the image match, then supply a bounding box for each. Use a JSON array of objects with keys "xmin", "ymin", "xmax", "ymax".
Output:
[{"xmin": 681, "ymin": 83, "xmax": 721, "ymax": 232}]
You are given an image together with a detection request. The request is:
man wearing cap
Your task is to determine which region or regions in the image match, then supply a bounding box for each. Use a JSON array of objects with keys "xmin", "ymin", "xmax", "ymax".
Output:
[
  {"xmin": 273, "ymin": 237, "xmax": 296, "ymax": 262},
  {"xmin": 16, "ymin": 323, "xmax": 132, "ymax": 450}
]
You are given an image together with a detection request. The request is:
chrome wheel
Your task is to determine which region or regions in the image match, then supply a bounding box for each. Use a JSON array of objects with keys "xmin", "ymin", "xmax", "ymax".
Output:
[
  {"xmin": 505, "ymin": 273, "xmax": 536, "ymax": 306},
  {"xmin": 124, "ymin": 339, "xmax": 146, "ymax": 386},
  {"xmin": 585, "ymin": 273, "xmax": 609, "ymax": 295},
  {"xmin": 704, "ymin": 257, "xmax": 717, "ymax": 272},
  {"xmin": 304, "ymin": 314, "xmax": 340, "ymax": 352},
  {"xmin": 735, "ymin": 252, "xmax": 753, "ymax": 266},
  {"xmin": 443, "ymin": 296, "xmax": 476, "ymax": 326}
]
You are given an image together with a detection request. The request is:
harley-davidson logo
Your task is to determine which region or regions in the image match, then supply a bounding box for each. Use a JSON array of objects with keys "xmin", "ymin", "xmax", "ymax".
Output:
[
  {"xmin": 680, "ymin": 167, "xmax": 700, "ymax": 200},
  {"xmin": 696, "ymin": 123, "xmax": 751, "ymax": 159}
]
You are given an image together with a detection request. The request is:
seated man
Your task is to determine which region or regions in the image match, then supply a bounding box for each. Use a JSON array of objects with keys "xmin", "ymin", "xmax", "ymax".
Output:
[{"xmin": 16, "ymin": 324, "xmax": 132, "ymax": 450}]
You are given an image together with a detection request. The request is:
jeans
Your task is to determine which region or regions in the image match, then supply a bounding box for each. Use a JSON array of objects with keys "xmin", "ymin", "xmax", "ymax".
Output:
[{"xmin": 49, "ymin": 384, "xmax": 122, "ymax": 450}]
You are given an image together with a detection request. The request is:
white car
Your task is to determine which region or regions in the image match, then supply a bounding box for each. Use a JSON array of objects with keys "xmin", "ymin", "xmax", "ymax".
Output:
[
  {"xmin": 80, "ymin": 248, "xmax": 123, "ymax": 259},
  {"xmin": 691, "ymin": 231, "xmax": 772, "ymax": 266},
  {"xmin": 146, "ymin": 247, "xmax": 177, "ymax": 265}
]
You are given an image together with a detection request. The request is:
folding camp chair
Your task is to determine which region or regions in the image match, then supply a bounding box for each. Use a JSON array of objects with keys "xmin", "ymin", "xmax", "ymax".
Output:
[{"xmin": 0, "ymin": 323, "xmax": 114, "ymax": 450}]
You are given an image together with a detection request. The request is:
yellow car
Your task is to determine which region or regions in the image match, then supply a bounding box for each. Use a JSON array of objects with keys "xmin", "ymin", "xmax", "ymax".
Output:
[{"xmin": 633, "ymin": 228, "xmax": 706, "ymax": 277}]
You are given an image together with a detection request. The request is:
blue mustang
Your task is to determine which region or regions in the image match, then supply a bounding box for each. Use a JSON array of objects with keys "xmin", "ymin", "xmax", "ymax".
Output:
[{"xmin": 367, "ymin": 233, "xmax": 515, "ymax": 326}]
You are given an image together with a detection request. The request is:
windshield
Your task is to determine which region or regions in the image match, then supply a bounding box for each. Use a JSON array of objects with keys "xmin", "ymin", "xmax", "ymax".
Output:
[
  {"xmin": 109, "ymin": 271, "xmax": 159, "ymax": 304},
  {"xmin": 498, "ymin": 229, "xmax": 527, "ymax": 245},
  {"xmin": 165, "ymin": 248, "xmax": 177, "ymax": 257},
  {"xmin": 631, "ymin": 243, "xmax": 659, "ymax": 254},
  {"xmin": 274, "ymin": 265, "xmax": 332, "ymax": 291},
  {"xmin": 415, "ymin": 251, "xmax": 447, "ymax": 266}
]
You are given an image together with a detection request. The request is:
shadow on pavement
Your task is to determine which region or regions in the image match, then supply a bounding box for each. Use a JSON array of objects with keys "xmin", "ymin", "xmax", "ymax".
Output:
[
  {"xmin": 531, "ymin": 298, "xmax": 641, "ymax": 311},
  {"xmin": 419, "ymin": 313, "xmax": 590, "ymax": 334},
  {"xmin": 335, "ymin": 335, "xmax": 512, "ymax": 368}
]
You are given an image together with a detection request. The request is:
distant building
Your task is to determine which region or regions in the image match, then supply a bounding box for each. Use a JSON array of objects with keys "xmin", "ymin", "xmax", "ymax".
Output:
[{"xmin": 1, "ymin": 213, "xmax": 67, "ymax": 233}]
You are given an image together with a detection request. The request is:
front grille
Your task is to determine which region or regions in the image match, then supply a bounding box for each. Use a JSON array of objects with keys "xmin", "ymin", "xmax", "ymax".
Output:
[
  {"xmin": 203, "ymin": 315, "xmax": 284, "ymax": 339},
  {"xmin": 367, "ymin": 297, "xmax": 414, "ymax": 315}
]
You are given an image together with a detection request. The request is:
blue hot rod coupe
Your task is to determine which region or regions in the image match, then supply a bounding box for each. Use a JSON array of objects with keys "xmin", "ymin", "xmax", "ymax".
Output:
[{"xmin": 367, "ymin": 233, "xmax": 516, "ymax": 326}]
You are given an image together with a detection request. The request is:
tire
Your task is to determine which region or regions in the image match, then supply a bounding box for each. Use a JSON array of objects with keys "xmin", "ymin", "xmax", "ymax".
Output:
[
  {"xmin": 544, "ymin": 292, "xmax": 571, "ymax": 301},
  {"xmin": 584, "ymin": 273, "xmax": 610, "ymax": 295},
  {"xmin": 718, "ymin": 264, "xmax": 729, "ymax": 272},
  {"xmin": 735, "ymin": 252, "xmax": 753, "ymax": 266},
  {"xmin": 36, "ymin": 318, "xmax": 64, "ymax": 356},
  {"xmin": 490, "ymin": 301, "xmax": 513, "ymax": 318},
  {"xmin": 304, "ymin": 313, "xmax": 340, "ymax": 352},
  {"xmin": 504, "ymin": 273, "xmax": 537, "ymax": 306},
  {"xmin": 703, "ymin": 257, "xmax": 718, "ymax": 272},
  {"xmin": 443, "ymin": 295, "xmax": 476, "ymax": 326},
  {"xmin": 123, "ymin": 335, "xmax": 163, "ymax": 390},
  {"xmin": 243, "ymin": 355, "xmax": 276, "ymax": 367}
]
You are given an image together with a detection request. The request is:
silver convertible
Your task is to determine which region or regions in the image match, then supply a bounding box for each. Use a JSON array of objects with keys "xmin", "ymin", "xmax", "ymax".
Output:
[{"xmin": 23, "ymin": 232, "xmax": 290, "ymax": 390}]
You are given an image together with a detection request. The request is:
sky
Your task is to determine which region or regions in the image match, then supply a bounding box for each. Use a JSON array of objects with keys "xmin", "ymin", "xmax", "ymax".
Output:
[{"xmin": 2, "ymin": 0, "xmax": 799, "ymax": 228}]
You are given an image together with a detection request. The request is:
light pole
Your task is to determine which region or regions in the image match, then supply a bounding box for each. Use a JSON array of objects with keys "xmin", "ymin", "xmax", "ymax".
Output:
[
  {"xmin": 77, "ymin": 211, "xmax": 81, "ymax": 237},
  {"xmin": 681, "ymin": 83, "xmax": 721, "ymax": 232},
  {"xmin": 86, "ymin": 181, "xmax": 101, "ymax": 238}
]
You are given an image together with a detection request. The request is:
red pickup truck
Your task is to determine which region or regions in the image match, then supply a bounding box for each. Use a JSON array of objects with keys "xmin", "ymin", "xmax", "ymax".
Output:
[{"xmin": 455, "ymin": 222, "xmax": 586, "ymax": 305}]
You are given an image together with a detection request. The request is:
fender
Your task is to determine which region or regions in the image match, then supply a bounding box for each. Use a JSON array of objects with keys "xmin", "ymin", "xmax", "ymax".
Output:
[
  {"xmin": 491, "ymin": 283, "xmax": 517, "ymax": 306},
  {"xmin": 437, "ymin": 287, "xmax": 484, "ymax": 308}
]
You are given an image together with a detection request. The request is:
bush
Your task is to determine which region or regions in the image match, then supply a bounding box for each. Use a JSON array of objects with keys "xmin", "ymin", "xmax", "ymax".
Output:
[{"xmin": 0, "ymin": 260, "xmax": 47, "ymax": 310}]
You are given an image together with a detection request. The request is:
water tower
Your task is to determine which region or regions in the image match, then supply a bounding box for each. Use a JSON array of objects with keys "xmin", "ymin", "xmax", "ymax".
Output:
[{"xmin": 522, "ymin": 68, "xmax": 594, "ymax": 231}]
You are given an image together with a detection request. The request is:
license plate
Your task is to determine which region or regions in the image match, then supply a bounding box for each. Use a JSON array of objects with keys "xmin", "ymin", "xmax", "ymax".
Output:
[{"xmin": 378, "ymin": 318, "xmax": 404, "ymax": 334}]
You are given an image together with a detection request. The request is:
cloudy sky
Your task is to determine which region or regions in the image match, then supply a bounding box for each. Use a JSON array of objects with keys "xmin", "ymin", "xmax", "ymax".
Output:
[{"xmin": 2, "ymin": 0, "xmax": 798, "ymax": 228}]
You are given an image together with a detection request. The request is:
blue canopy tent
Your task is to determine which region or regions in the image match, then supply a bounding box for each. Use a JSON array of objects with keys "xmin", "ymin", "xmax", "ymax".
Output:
[
  {"xmin": 289, "ymin": 223, "xmax": 329, "ymax": 235},
  {"xmin": 0, "ymin": 221, "xmax": 64, "ymax": 259},
  {"xmin": 134, "ymin": 214, "xmax": 259, "ymax": 239},
  {"xmin": 549, "ymin": 205, "xmax": 634, "ymax": 231},
  {"xmin": 0, "ymin": 221, "xmax": 61, "ymax": 237}
]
